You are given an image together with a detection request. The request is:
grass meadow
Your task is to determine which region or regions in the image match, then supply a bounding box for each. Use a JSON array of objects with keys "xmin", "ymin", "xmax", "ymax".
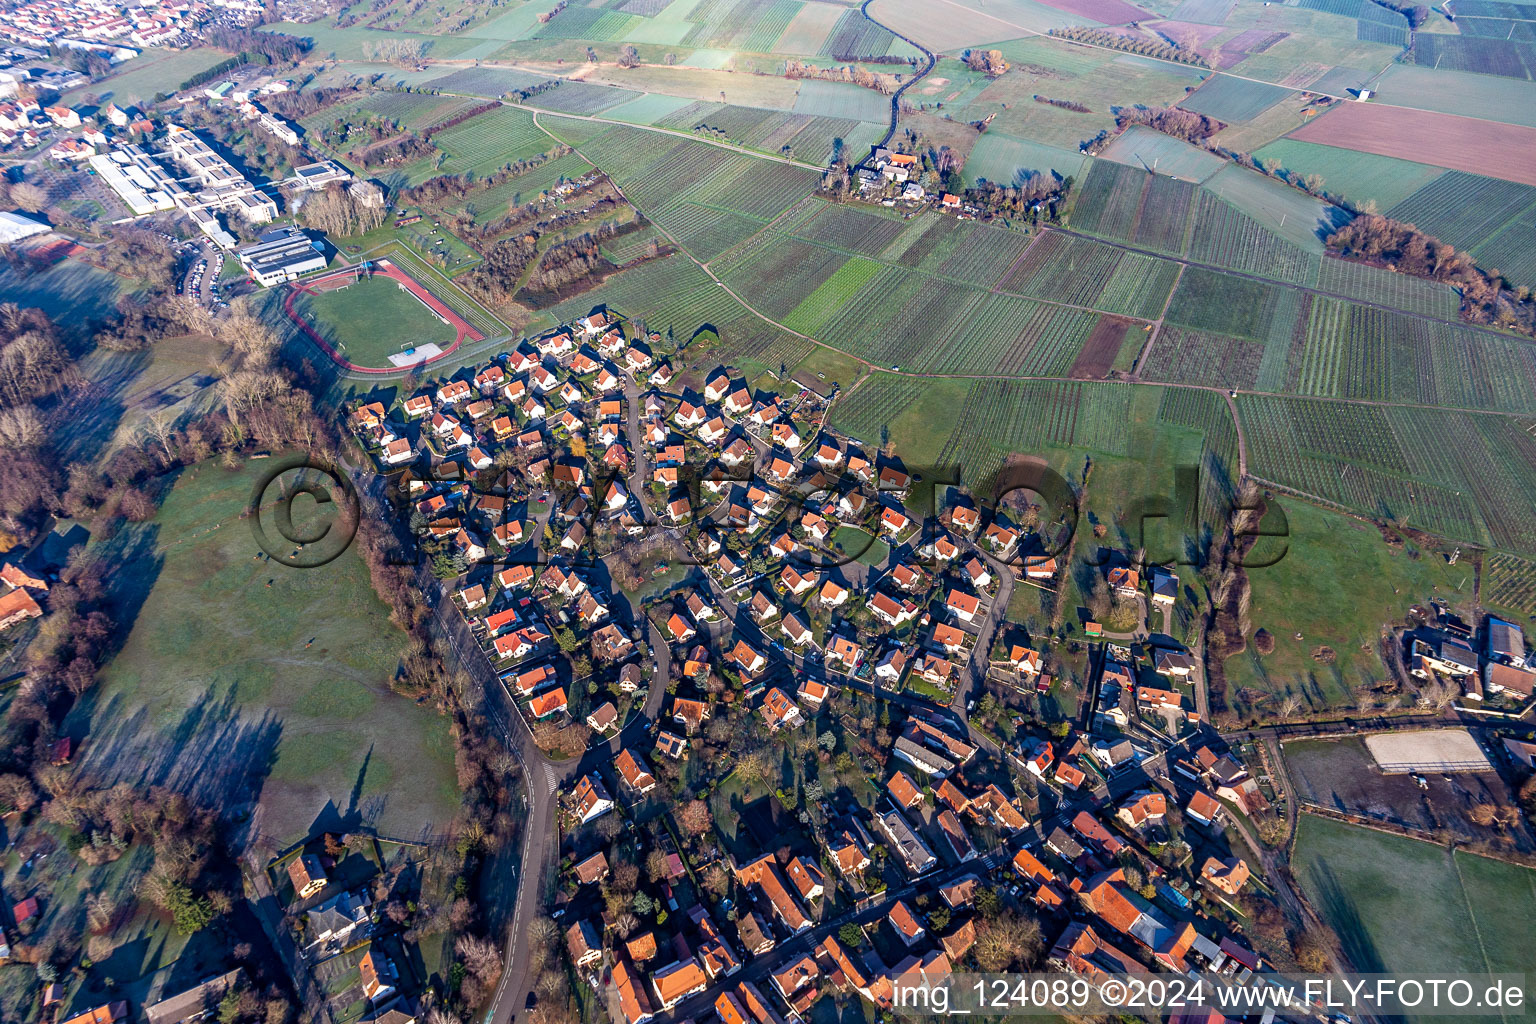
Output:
[
  {"xmin": 67, "ymin": 461, "xmax": 460, "ymax": 845},
  {"xmin": 64, "ymin": 47, "xmax": 231, "ymax": 106},
  {"xmin": 1294, "ymin": 812, "xmax": 1536, "ymax": 1020},
  {"xmin": 1221, "ymin": 498, "xmax": 1473, "ymax": 715}
]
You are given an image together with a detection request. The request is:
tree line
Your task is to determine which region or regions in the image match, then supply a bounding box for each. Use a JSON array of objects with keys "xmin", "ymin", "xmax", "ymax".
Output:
[{"xmin": 1326, "ymin": 213, "xmax": 1536, "ymax": 335}]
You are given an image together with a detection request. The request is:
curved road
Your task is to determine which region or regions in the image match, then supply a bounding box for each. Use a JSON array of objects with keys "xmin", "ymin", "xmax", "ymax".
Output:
[{"xmin": 858, "ymin": 0, "xmax": 937, "ymax": 152}]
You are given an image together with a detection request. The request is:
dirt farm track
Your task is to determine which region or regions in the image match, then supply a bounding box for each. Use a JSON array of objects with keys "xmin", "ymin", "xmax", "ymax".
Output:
[{"xmin": 1289, "ymin": 101, "xmax": 1536, "ymax": 187}]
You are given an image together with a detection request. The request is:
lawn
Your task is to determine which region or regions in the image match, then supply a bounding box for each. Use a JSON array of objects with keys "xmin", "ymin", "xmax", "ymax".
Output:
[
  {"xmin": 1293, "ymin": 812, "xmax": 1536, "ymax": 1022},
  {"xmin": 1221, "ymin": 497, "xmax": 1474, "ymax": 716},
  {"xmin": 829, "ymin": 525, "xmax": 889, "ymax": 567},
  {"xmin": 295, "ymin": 274, "xmax": 459, "ymax": 367},
  {"xmin": 66, "ymin": 460, "xmax": 461, "ymax": 845}
]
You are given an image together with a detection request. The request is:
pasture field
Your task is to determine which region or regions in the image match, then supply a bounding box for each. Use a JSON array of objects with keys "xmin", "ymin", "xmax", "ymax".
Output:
[
  {"xmin": 784, "ymin": 346, "xmax": 867, "ymax": 395},
  {"xmin": 1208, "ymin": 93, "xmax": 1318, "ymax": 152},
  {"xmin": 1188, "ymin": 190, "xmax": 1321, "ymax": 284},
  {"xmin": 291, "ymin": 274, "xmax": 458, "ymax": 368},
  {"xmin": 70, "ymin": 461, "xmax": 461, "ymax": 844},
  {"xmin": 968, "ymin": 48, "xmax": 1205, "ymax": 150},
  {"xmin": 1369, "ymin": 63, "xmax": 1536, "ymax": 128},
  {"xmin": 260, "ymin": 19, "xmax": 482, "ymax": 58},
  {"xmin": 601, "ymin": 92, "xmax": 700, "ymax": 124},
  {"xmin": 64, "ymin": 46, "xmax": 231, "ymax": 106},
  {"xmin": 586, "ymin": 66, "xmax": 801, "ymax": 108},
  {"xmin": 1207, "ymin": 3, "xmax": 1406, "ymax": 81},
  {"xmin": 1169, "ymin": 0, "xmax": 1234, "ymax": 22},
  {"xmin": 1221, "ymin": 498, "xmax": 1473, "ymax": 713},
  {"xmin": 1099, "ymin": 125, "xmax": 1227, "ymax": 182},
  {"xmin": 1200, "ymin": 162, "xmax": 1336, "ymax": 250},
  {"xmin": 1251, "ymin": 139, "xmax": 1446, "ymax": 209},
  {"xmin": 1289, "ymin": 101, "xmax": 1536, "ymax": 188},
  {"xmin": 1238, "ymin": 394, "xmax": 1536, "ymax": 553},
  {"xmin": 1293, "ymin": 813, "xmax": 1536, "ymax": 1006},
  {"xmin": 829, "ymin": 373, "xmax": 970, "ymax": 460},
  {"xmin": 1178, "ymin": 74, "xmax": 1294, "ymax": 122},
  {"xmin": 60, "ymin": 335, "xmax": 223, "ymax": 463},
  {"xmin": 0, "ymin": 260, "xmax": 128, "ymax": 337},
  {"xmin": 963, "ymin": 132, "xmax": 1088, "ymax": 187},
  {"xmin": 866, "ymin": 0, "xmax": 1085, "ymax": 50}
]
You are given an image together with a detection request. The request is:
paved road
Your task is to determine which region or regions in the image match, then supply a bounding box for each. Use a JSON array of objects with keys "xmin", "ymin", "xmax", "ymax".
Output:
[{"xmin": 859, "ymin": 0, "xmax": 936, "ymax": 153}]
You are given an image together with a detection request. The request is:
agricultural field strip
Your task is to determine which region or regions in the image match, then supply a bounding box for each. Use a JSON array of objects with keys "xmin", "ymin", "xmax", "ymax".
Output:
[
  {"xmin": 702, "ymin": 219, "xmax": 1180, "ymax": 325},
  {"xmin": 523, "ymin": 102, "xmax": 826, "ymax": 170},
  {"xmin": 1055, "ymin": 226, "xmax": 1536, "ymax": 386}
]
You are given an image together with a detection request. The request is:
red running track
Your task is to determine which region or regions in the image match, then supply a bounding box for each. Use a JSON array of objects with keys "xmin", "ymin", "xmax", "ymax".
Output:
[{"xmin": 284, "ymin": 259, "xmax": 485, "ymax": 374}]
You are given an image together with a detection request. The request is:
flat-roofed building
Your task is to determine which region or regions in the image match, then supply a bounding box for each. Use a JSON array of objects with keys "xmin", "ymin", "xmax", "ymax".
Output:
[{"xmin": 237, "ymin": 226, "xmax": 328, "ymax": 286}]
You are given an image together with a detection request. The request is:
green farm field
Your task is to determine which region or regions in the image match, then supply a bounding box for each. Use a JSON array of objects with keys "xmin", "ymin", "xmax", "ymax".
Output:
[
  {"xmin": 1294, "ymin": 813, "xmax": 1536, "ymax": 1016},
  {"xmin": 1099, "ymin": 126, "xmax": 1227, "ymax": 182},
  {"xmin": 1252, "ymin": 139, "xmax": 1446, "ymax": 209},
  {"xmin": 261, "ymin": 19, "xmax": 484, "ymax": 59},
  {"xmin": 67, "ymin": 461, "xmax": 461, "ymax": 844},
  {"xmin": 1178, "ymin": 74, "xmax": 1294, "ymax": 123},
  {"xmin": 964, "ymin": 132, "xmax": 1087, "ymax": 187},
  {"xmin": 292, "ymin": 274, "xmax": 459, "ymax": 367},
  {"xmin": 64, "ymin": 46, "xmax": 232, "ymax": 106}
]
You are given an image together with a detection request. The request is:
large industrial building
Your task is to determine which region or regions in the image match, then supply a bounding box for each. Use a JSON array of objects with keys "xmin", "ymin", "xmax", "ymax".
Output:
[{"xmin": 236, "ymin": 226, "xmax": 328, "ymax": 287}]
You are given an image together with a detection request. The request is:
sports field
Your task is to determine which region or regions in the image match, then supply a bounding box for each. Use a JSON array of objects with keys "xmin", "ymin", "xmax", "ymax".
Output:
[
  {"xmin": 1294, "ymin": 813, "xmax": 1536, "ymax": 1016},
  {"xmin": 290, "ymin": 272, "xmax": 460, "ymax": 369},
  {"xmin": 68, "ymin": 461, "xmax": 461, "ymax": 844}
]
